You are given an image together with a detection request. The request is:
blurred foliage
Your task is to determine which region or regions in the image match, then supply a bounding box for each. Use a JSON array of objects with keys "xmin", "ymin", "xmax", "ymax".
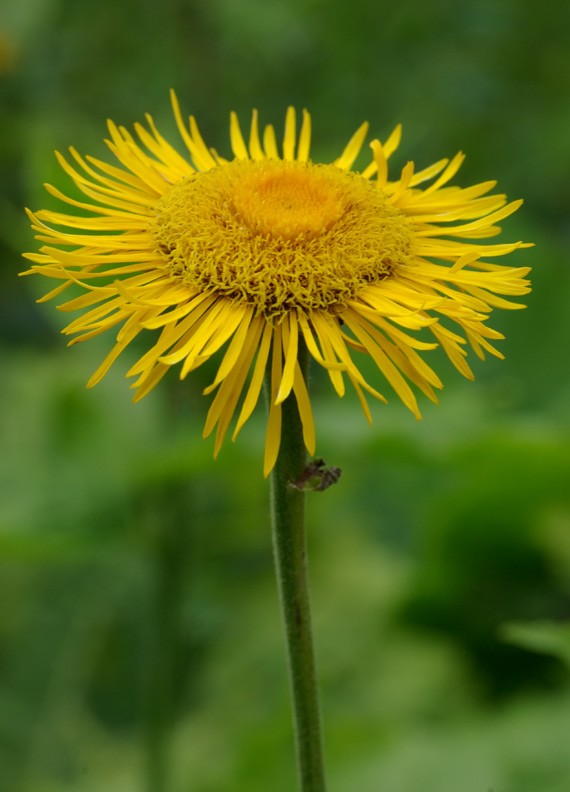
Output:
[
  {"xmin": 1, "ymin": 0, "xmax": 570, "ymax": 790},
  {"xmin": 502, "ymin": 621, "xmax": 570, "ymax": 671}
]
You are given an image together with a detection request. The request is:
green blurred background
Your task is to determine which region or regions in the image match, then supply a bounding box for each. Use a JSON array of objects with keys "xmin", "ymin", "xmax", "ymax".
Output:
[{"xmin": 1, "ymin": 0, "xmax": 570, "ymax": 790}]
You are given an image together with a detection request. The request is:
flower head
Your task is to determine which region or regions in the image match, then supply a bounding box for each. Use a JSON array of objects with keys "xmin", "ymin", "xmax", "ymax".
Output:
[{"xmin": 23, "ymin": 93, "xmax": 531, "ymax": 475}]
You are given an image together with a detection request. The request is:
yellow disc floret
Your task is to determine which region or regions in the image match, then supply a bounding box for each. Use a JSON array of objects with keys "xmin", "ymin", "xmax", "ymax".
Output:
[
  {"xmin": 152, "ymin": 159, "xmax": 414, "ymax": 318},
  {"xmin": 231, "ymin": 164, "xmax": 345, "ymax": 240}
]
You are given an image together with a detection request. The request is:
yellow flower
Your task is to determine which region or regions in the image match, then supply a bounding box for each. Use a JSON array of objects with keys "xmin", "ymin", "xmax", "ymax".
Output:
[{"xmin": 23, "ymin": 93, "xmax": 531, "ymax": 476}]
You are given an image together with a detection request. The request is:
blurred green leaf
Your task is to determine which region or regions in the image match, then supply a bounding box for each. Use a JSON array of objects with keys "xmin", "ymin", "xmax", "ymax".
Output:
[{"xmin": 501, "ymin": 621, "xmax": 570, "ymax": 671}]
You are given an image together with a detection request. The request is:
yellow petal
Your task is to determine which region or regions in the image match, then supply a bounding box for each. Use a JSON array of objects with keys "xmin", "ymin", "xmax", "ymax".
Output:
[
  {"xmin": 335, "ymin": 122, "xmax": 369, "ymax": 171},
  {"xmin": 263, "ymin": 124, "xmax": 279, "ymax": 158},
  {"xmin": 249, "ymin": 110, "xmax": 264, "ymax": 160},
  {"xmin": 283, "ymin": 107, "xmax": 296, "ymax": 161},
  {"xmin": 297, "ymin": 110, "xmax": 312, "ymax": 162},
  {"xmin": 230, "ymin": 112, "xmax": 250, "ymax": 160},
  {"xmin": 292, "ymin": 361, "xmax": 316, "ymax": 455},
  {"xmin": 276, "ymin": 312, "xmax": 298, "ymax": 404},
  {"xmin": 263, "ymin": 324, "xmax": 284, "ymax": 477},
  {"xmin": 233, "ymin": 320, "xmax": 274, "ymax": 440}
]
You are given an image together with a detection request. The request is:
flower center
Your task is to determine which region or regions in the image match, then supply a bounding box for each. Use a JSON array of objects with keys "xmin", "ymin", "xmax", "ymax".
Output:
[
  {"xmin": 152, "ymin": 159, "xmax": 414, "ymax": 317},
  {"xmin": 230, "ymin": 168, "xmax": 345, "ymax": 241}
]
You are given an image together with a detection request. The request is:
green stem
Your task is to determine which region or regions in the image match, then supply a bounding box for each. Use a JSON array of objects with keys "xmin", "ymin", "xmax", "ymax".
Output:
[{"xmin": 267, "ymin": 343, "xmax": 327, "ymax": 792}]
